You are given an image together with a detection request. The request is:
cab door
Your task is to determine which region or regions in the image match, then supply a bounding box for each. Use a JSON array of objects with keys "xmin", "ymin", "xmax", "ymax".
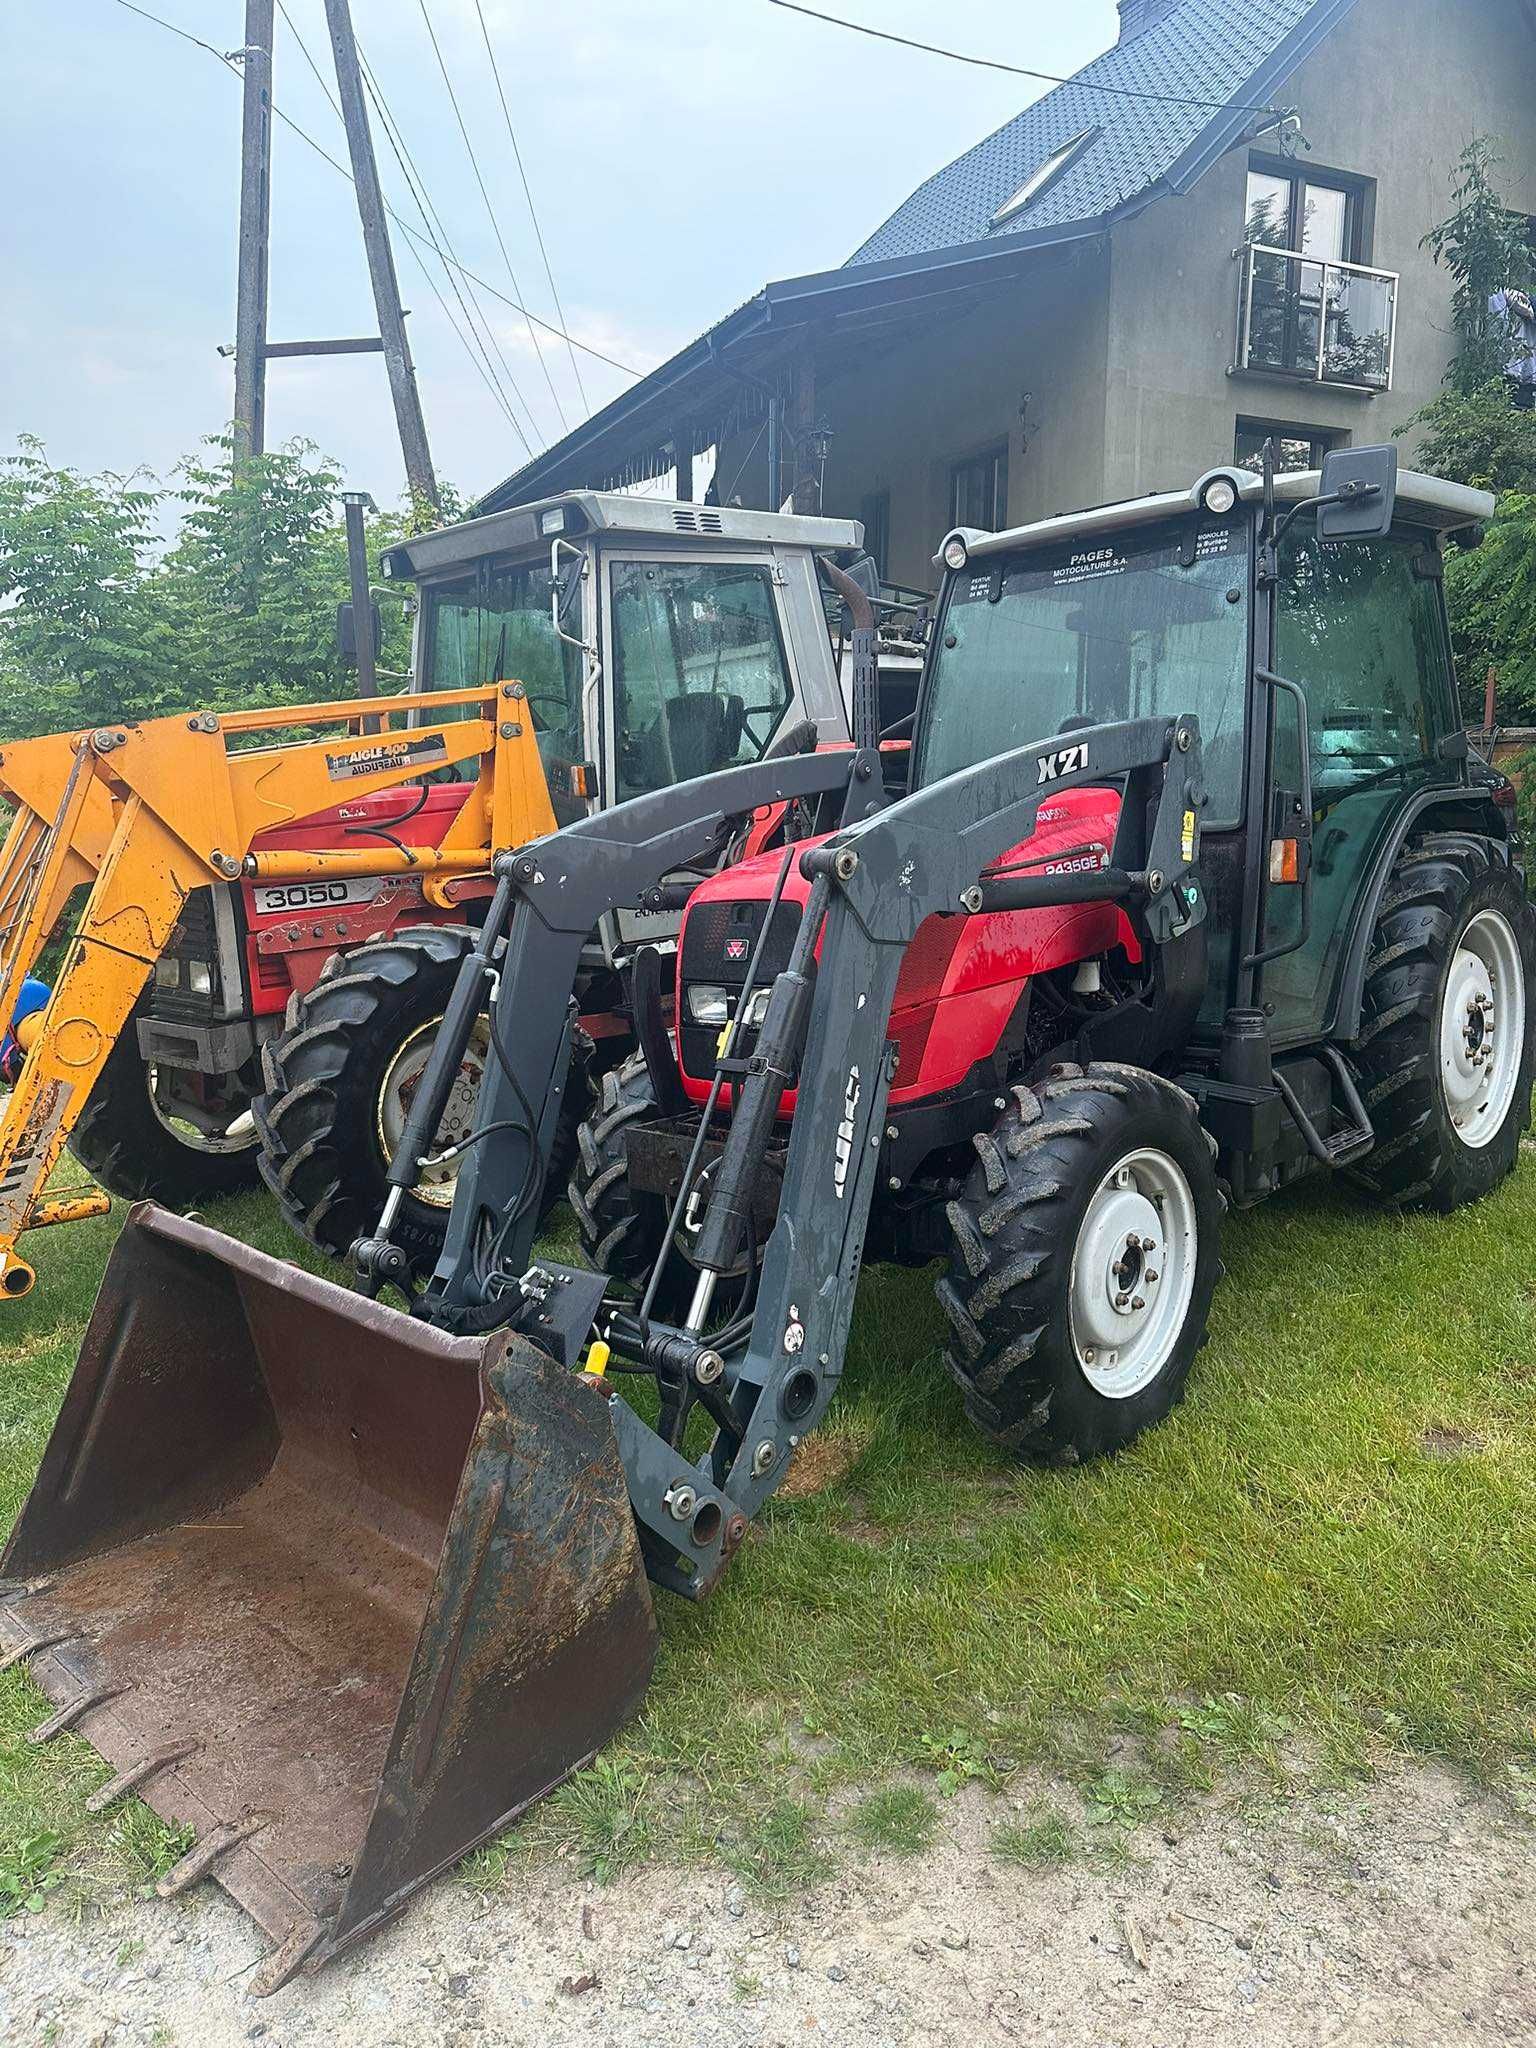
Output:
[
  {"xmin": 598, "ymin": 552, "xmax": 798, "ymax": 808},
  {"xmin": 1260, "ymin": 522, "xmax": 1463, "ymax": 1042}
]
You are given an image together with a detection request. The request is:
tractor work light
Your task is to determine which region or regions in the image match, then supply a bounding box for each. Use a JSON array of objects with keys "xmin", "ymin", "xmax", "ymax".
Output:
[
  {"xmin": 539, "ymin": 506, "xmax": 570, "ymax": 537},
  {"xmin": 687, "ymin": 984, "xmax": 730, "ymax": 1026},
  {"xmin": 941, "ymin": 534, "xmax": 969, "ymax": 572},
  {"xmin": 1201, "ymin": 477, "xmax": 1239, "ymax": 517}
]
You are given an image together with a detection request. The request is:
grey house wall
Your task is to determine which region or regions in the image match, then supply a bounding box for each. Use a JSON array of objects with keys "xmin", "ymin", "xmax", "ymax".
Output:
[
  {"xmin": 801, "ymin": 0, "xmax": 1536, "ymax": 590},
  {"xmin": 1104, "ymin": 0, "xmax": 1536, "ymax": 501}
]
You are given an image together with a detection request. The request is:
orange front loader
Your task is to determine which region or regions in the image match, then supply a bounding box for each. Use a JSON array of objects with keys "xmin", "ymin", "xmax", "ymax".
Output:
[{"xmin": 0, "ymin": 682, "xmax": 554, "ymax": 1297}]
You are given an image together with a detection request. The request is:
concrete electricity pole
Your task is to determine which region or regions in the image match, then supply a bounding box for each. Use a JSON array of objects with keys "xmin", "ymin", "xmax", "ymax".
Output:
[
  {"xmin": 322, "ymin": 0, "xmax": 440, "ymax": 514},
  {"xmin": 232, "ymin": 0, "xmax": 274, "ymax": 464}
]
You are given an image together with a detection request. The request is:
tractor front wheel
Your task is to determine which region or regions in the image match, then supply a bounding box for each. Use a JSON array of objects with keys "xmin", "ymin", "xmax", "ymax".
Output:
[
  {"xmin": 1350, "ymin": 835, "xmax": 1536, "ymax": 1210},
  {"xmin": 69, "ymin": 1016, "xmax": 263, "ymax": 1205},
  {"xmin": 255, "ymin": 925, "xmax": 587, "ymax": 1281},
  {"xmin": 938, "ymin": 1063, "xmax": 1222, "ymax": 1462}
]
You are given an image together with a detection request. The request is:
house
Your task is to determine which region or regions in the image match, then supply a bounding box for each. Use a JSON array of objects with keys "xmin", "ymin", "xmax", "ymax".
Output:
[{"xmin": 477, "ymin": 0, "xmax": 1536, "ymax": 591}]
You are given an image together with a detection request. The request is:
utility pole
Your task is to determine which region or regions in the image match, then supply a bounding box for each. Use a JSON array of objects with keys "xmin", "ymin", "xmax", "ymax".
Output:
[
  {"xmin": 322, "ymin": 0, "xmax": 440, "ymax": 514},
  {"xmin": 341, "ymin": 491, "xmax": 380, "ymax": 733},
  {"xmin": 232, "ymin": 0, "xmax": 274, "ymax": 464}
]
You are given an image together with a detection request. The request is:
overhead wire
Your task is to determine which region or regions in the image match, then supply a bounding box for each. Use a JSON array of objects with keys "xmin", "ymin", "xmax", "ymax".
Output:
[
  {"xmin": 470, "ymin": 0, "xmax": 590, "ymax": 413},
  {"xmin": 414, "ymin": 0, "xmax": 570, "ymax": 436},
  {"xmin": 273, "ymin": 0, "xmax": 535, "ymax": 453},
  {"xmin": 764, "ymin": 1, "xmax": 1292, "ymax": 117},
  {"xmin": 103, "ymin": 0, "xmax": 644, "ymax": 378},
  {"xmin": 357, "ymin": 42, "xmax": 543, "ymax": 452}
]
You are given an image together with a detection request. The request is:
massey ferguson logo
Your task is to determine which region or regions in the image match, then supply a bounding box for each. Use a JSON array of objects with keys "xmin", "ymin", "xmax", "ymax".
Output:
[
  {"xmin": 832, "ymin": 1065, "xmax": 861, "ymax": 1200},
  {"xmin": 725, "ymin": 938, "xmax": 749, "ymax": 961},
  {"xmin": 1038, "ymin": 742, "xmax": 1089, "ymax": 785}
]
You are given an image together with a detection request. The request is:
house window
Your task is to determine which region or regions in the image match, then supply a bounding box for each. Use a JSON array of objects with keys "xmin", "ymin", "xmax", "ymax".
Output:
[
  {"xmin": 950, "ymin": 443, "xmax": 1009, "ymax": 532},
  {"xmin": 1244, "ymin": 161, "xmax": 1368, "ymax": 266},
  {"xmin": 1234, "ymin": 418, "xmax": 1343, "ymax": 474},
  {"xmin": 860, "ymin": 490, "xmax": 891, "ymax": 581},
  {"xmin": 1239, "ymin": 157, "xmax": 1394, "ymax": 390},
  {"xmin": 991, "ymin": 128, "xmax": 1101, "ymax": 227}
]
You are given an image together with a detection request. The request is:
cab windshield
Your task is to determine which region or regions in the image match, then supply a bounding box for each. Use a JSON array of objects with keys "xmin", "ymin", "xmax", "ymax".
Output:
[
  {"xmin": 420, "ymin": 556, "xmax": 585, "ymax": 820},
  {"xmin": 915, "ymin": 518, "xmax": 1251, "ymax": 823}
]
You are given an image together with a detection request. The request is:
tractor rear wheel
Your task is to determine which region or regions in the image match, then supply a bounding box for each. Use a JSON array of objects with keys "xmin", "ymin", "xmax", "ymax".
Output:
[
  {"xmin": 255, "ymin": 925, "xmax": 586, "ymax": 1281},
  {"xmin": 938, "ymin": 1063, "xmax": 1221, "ymax": 1462},
  {"xmin": 1350, "ymin": 835, "xmax": 1535, "ymax": 1210},
  {"xmin": 69, "ymin": 1013, "xmax": 262, "ymax": 1205}
]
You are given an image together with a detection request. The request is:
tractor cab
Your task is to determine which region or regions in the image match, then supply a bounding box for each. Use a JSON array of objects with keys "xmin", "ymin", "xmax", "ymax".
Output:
[
  {"xmin": 920, "ymin": 449, "xmax": 1499, "ymax": 1056},
  {"xmin": 383, "ymin": 493, "xmax": 864, "ymax": 827}
]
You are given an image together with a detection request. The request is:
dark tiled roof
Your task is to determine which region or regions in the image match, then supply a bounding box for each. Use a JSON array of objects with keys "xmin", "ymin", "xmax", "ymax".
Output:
[{"xmin": 849, "ymin": 0, "xmax": 1335, "ymax": 265}]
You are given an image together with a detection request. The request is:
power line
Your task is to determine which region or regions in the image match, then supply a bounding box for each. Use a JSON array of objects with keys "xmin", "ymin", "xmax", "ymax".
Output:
[
  {"xmin": 273, "ymin": 0, "xmax": 536, "ymax": 455},
  {"xmin": 103, "ymin": 0, "xmax": 644, "ymax": 378},
  {"xmin": 471, "ymin": 0, "xmax": 589, "ymax": 413},
  {"xmin": 357, "ymin": 43, "xmax": 543, "ymax": 451},
  {"xmin": 764, "ymin": 1, "xmax": 1291, "ymax": 117},
  {"xmin": 414, "ymin": 0, "xmax": 570, "ymax": 435}
]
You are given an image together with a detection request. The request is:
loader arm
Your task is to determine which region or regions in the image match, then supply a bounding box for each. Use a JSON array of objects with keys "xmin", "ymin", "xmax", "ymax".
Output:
[
  {"xmin": 0, "ymin": 686, "xmax": 553, "ymax": 1298},
  {"xmin": 394, "ymin": 739, "xmax": 886, "ymax": 1320}
]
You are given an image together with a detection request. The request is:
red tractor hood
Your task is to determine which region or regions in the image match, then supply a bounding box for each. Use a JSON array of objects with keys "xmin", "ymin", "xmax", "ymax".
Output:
[{"xmin": 678, "ymin": 784, "xmax": 1141, "ymax": 1109}]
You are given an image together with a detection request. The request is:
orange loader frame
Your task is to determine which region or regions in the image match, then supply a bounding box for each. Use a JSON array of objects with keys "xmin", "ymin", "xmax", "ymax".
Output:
[{"xmin": 0, "ymin": 681, "xmax": 554, "ymax": 1298}]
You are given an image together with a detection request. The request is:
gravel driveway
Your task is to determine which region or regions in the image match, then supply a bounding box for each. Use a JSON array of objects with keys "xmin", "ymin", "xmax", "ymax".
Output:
[{"xmin": 3, "ymin": 1761, "xmax": 1531, "ymax": 2047}]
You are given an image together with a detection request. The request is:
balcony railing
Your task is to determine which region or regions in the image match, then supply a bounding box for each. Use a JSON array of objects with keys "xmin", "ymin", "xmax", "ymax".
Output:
[{"xmin": 1233, "ymin": 243, "xmax": 1398, "ymax": 392}]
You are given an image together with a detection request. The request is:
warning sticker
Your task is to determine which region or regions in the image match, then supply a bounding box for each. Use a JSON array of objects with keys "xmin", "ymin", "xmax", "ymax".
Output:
[
  {"xmin": 1181, "ymin": 810, "xmax": 1197, "ymax": 863},
  {"xmin": 325, "ymin": 733, "xmax": 450, "ymax": 783}
]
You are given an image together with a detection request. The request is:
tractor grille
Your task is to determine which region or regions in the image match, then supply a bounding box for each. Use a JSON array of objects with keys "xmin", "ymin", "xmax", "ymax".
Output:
[
  {"xmin": 148, "ymin": 887, "xmax": 235, "ymax": 1024},
  {"xmin": 678, "ymin": 898, "xmax": 802, "ymax": 1080}
]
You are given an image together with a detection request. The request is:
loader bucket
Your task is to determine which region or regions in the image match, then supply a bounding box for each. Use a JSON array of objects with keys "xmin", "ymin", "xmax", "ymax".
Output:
[{"xmin": 0, "ymin": 1205, "xmax": 657, "ymax": 1993}]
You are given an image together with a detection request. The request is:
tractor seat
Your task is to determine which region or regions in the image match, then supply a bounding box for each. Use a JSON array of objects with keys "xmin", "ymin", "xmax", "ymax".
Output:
[{"xmin": 661, "ymin": 692, "xmax": 746, "ymax": 780}]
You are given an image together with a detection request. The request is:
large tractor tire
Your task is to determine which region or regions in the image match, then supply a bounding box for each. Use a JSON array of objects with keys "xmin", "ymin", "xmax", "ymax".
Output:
[
  {"xmin": 938, "ymin": 1062, "xmax": 1222, "ymax": 1462},
  {"xmin": 1349, "ymin": 833, "xmax": 1536, "ymax": 1211},
  {"xmin": 255, "ymin": 925, "xmax": 586, "ymax": 1281},
  {"xmin": 69, "ymin": 1014, "xmax": 262, "ymax": 1205}
]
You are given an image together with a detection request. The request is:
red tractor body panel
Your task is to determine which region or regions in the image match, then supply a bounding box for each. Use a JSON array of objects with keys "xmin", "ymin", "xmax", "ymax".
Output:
[
  {"xmin": 678, "ymin": 785, "xmax": 1140, "ymax": 1112},
  {"xmin": 237, "ymin": 783, "xmax": 488, "ymax": 1011}
]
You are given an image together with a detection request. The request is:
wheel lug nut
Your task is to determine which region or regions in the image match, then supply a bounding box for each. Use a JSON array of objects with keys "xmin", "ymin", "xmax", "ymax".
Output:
[
  {"xmin": 1131, "ymin": 1296, "xmax": 1146, "ymax": 1311},
  {"xmin": 1145, "ymin": 1269, "xmax": 1159, "ymax": 1283}
]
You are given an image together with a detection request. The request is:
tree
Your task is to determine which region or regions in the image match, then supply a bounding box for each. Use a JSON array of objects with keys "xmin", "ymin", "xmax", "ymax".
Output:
[
  {"xmin": 1399, "ymin": 141, "xmax": 1536, "ymax": 720},
  {"xmin": 0, "ymin": 435, "xmax": 427, "ymax": 740}
]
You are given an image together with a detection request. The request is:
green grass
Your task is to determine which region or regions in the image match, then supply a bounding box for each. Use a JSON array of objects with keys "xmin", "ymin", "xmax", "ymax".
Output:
[
  {"xmin": 845, "ymin": 1784, "xmax": 938, "ymax": 1855},
  {"xmin": 7, "ymin": 1157, "xmax": 1536, "ymax": 1909}
]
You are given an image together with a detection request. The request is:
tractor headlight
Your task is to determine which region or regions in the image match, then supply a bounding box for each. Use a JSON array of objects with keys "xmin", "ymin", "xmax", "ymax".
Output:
[
  {"xmin": 154, "ymin": 957, "xmax": 180, "ymax": 989},
  {"xmin": 687, "ymin": 984, "xmax": 730, "ymax": 1026},
  {"xmin": 739, "ymin": 987, "xmax": 772, "ymax": 1030},
  {"xmin": 941, "ymin": 533, "xmax": 969, "ymax": 572},
  {"xmin": 186, "ymin": 960, "xmax": 214, "ymax": 996},
  {"xmin": 1201, "ymin": 476, "xmax": 1239, "ymax": 516}
]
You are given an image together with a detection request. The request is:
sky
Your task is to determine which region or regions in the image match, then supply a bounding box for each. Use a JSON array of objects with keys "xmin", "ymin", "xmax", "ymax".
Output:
[{"xmin": 1, "ymin": 1, "xmax": 1123, "ymax": 514}]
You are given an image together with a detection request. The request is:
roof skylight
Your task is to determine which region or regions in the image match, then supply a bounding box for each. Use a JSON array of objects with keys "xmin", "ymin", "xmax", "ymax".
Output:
[{"xmin": 990, "ymin": 128, "xmax": 1101, "ymax": 226}]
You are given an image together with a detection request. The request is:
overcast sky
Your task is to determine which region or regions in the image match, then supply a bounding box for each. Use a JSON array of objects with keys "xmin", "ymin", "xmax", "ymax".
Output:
[{"xmin": 2, "ymin": 1, "xmax": 1121, "ymax": 511}]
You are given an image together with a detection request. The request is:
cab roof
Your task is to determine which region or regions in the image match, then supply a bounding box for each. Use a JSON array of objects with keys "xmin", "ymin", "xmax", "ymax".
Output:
[
  {"xmin": 381, "ymin": 491, "xmax": 863, "ymax": 583},
  {"xmin": 941, "ymin": 465, "xmax": 1497, "ymax": 567}
]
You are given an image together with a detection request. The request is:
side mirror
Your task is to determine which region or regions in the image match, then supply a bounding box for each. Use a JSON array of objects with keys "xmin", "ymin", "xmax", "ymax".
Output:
[
  {"xmin": 337, "ymin": 598, "xmax": 383, "ymax": 664},
  {"xmin": 1318, "ymin": 445, "xmax": 1398, "ymax": 541}
]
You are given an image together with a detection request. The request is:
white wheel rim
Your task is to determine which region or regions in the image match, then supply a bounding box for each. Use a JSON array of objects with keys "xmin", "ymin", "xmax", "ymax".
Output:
[
  {"xmin": 1439, "ymin": 908, "xmax": 1525, "ymax": 1152},
  {"xmin": 146, "ymin": 1064, "xmax": 259, "ymax": 1156},
  {"xmin": 376, "ymin": 1016, "xmax": 489, "ymax": 1209},
  {"xmin": 1069, "ymin": 1146, "xmax": 1198, "ymax": 1400}
]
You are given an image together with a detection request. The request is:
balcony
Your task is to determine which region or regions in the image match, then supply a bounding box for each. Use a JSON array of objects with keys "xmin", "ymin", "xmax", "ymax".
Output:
[{"xmin": 1233, "ymin": 243, "xmax": 1397, "ymax": 393}]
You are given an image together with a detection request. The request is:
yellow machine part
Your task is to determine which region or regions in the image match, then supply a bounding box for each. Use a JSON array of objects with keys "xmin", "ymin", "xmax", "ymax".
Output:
[{"xmin": 0, "ymin": 685, "xmax": 556, "ymax": 1300}]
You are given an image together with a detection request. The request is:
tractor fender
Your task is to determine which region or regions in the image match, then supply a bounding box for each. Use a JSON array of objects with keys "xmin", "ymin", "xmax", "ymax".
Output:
[{"xmin": 1329, "ymin": 786, "xmax": 1513, "ymax": 1044}]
